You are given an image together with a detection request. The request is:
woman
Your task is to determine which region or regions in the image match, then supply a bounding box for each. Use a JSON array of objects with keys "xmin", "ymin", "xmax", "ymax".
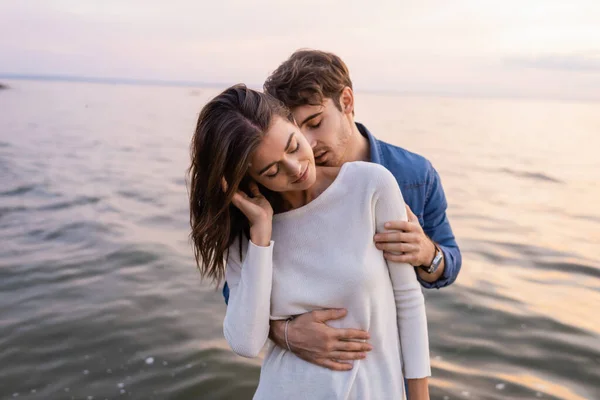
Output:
[{"xmin": 189, "ymin": 85, "xmax": 430, "ymax": 400}]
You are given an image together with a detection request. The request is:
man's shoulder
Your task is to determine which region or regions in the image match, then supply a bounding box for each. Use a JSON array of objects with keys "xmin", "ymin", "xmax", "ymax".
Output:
[{"xmin": 375, "ymin": 139, "xmax": 433, "ymax": 184}]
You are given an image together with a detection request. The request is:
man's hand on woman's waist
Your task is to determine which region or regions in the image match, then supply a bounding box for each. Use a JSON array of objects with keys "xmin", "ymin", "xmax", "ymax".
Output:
[{"xmin": 269, "ymin": 308, "xmax": 373, "ymax": 371}]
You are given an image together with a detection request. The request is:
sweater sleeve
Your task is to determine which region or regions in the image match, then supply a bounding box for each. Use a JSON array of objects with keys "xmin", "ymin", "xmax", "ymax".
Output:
[
  {"xmin": 372, "ymin": 167, "xmax": 431, "ymax": 379},
  {"xmin": 223, "ymin": 239, "xmax": 274, "ymax": 358}
]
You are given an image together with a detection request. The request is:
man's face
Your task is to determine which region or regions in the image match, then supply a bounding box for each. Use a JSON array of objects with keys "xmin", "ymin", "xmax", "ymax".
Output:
[{"xmin": 291, "ymin": 98, "xmax": 353, "ymax": 167}]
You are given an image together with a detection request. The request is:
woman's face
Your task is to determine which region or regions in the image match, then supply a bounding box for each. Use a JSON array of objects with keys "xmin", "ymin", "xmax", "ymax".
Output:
[{"xmin": 247, "ymin": 116, "xmax": 317, "ymax": 192}]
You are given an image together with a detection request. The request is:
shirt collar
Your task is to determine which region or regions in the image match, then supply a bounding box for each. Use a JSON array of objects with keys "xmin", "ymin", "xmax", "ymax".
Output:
[{"xmin": 356, "ymin": 122, "xmax": 383, "ymax": 164}]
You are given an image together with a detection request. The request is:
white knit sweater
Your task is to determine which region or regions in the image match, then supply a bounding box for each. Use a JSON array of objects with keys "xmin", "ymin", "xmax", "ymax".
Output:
[{"xmin": 223, "ymin": 161, "xmax": 430, "ymax": 400}]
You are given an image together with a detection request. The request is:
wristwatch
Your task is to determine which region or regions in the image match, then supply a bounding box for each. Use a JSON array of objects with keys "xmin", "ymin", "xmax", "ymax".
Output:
[{"xmin": 419, "ymin": 244, "xmax": 443, "ymax": 274}]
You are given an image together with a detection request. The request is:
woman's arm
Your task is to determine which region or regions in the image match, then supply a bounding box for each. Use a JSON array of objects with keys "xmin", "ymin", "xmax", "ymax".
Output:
[
  {"xmin": 372, "ymin": 167, "xmax": 431, "ymax": 395},
  {"xmin": 222, "ymin": 181, "xmax": 275, "ymax": 358},
  {"xmin": 223, "ymin": 236, "xmax": 274, "ymax": 358}
]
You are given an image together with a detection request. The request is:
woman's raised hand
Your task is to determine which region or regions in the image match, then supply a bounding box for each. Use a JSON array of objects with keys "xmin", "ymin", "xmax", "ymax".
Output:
[{"xmin": 223, "ymin": 178, "xmax": 273, "ymax": 246}]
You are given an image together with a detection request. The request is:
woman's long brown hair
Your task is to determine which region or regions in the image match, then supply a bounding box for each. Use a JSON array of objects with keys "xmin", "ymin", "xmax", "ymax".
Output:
[{"xmin": 188, "ymin": 84, "xmax": 291, "ymax": 284}]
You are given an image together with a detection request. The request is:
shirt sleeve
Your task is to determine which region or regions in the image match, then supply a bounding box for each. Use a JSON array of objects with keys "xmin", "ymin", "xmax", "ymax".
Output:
[
  {"xmin": 373, "ymin": 168, "xmax": 431, "ymax": 379},
  {"xmin": 222, "ymin": 281, "xmax": 230, "ymax": 305},
  {"xmin": 223, "ymin": 239, "xmax": 274, "ymax": 358},
  {"xmin": 419, "ymin": 163, "xmax": 462, "ymax": 289}
]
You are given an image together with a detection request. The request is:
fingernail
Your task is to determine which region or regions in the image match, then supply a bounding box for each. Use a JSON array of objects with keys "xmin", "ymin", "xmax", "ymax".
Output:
[{"xmin": 385, "ymin": 223, "xmax": 391, "ymax": 228}]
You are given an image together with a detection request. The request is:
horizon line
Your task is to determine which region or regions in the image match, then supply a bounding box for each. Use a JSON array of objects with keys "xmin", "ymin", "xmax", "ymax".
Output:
[{"xmin": 1, "ymin": 73, "xmax": 598, "ymax": 103}]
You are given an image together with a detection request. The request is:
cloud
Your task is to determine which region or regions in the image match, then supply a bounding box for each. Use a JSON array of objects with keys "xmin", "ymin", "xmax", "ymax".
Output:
[{"xmin": 1, "ymin": 0, "xmax": 600, "ymax": 100}]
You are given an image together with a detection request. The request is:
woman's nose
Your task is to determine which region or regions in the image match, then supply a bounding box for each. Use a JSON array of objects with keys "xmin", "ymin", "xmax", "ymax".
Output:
[
  {"xmin": 283, "ymin": 159, "xmax": 302, "ymax": 177},
  {"xmin": 303, "ymin": 132, "xmax": 317, "ymax": 149}
]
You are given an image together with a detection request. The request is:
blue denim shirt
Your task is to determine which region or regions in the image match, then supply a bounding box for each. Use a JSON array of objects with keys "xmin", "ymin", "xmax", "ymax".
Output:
[{"xmin": 222, "ymin": 122, "xmax": 461, "ymax": 303}]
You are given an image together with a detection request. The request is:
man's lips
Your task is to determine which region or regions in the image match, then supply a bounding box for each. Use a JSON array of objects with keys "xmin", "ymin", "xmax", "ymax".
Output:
[{"xmin": 314, "ymin": 150, "xmax": 328, "ymax": 162}]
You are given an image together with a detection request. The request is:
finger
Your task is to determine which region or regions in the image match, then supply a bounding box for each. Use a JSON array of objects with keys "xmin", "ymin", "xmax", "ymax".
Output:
[
  {"xmin": 374, "ymin": 231, "xmax": 403, "ymax": 243},
  {"xmin": 311, "ymin": 308, "xmax": 347, "ymax": 322},
  {"xmin": 383, "ymin": 219, "xmax": 408, "ymax": 230},
  {"xmin": 236, "ymin": 190, "xmax": 250, "ymax": 200},
  {"xmin": 375, "ymin": 231, "xmax": 417, "ymax": 243},
  {"xmin": 249, "ymin": 181, "xmax": 261, "ymax": 197},
  {"xmin": 334, "ymin": 328, "xmax": 371, "ymax": 341},
  {"xmin": 376, "ymin": 242, "xmax": 417, "ymax": 253},
  {"xmin": 319, "ymin": 358, "xmax": 353, "ymax": 371},
  {"xmin": 379, "ymin": 221, "xmax": 412, "ymax": 233},
  {"xmin": 328, "ymin": 351, "xmax": 368, "ymax": 361},
  {"xmin": 405, "ymin": 204, "xmax": 418, "ymax": 222},
  {"xmin": 231, "ymin": 191, "xmax": 250, "ymax": 210},
  {"xmin": 333, "ymin": 340, "xmax": 373, "ymax": 353},
  {"xmin": 231, "ymin": 192, "xmax": 242, "ymax": 207},
  {"xmin": 221, "ymin": 177, "xmax": 229, "ymax": 193},
  {"xmin": 383, "ymin": 251, "xmax": 417, "ymax": 265}
]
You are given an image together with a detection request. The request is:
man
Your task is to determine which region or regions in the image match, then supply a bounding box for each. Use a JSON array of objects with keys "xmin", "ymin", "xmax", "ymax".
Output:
[{"xmin": 223, "ymin": 49, "xmax": 461, "ymax": 371}]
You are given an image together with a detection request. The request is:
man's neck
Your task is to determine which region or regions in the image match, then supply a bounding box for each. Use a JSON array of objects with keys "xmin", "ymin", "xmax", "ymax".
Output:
[{"xmin": 342, "ymin": 121, "xmax": 370, "ymax": 164}]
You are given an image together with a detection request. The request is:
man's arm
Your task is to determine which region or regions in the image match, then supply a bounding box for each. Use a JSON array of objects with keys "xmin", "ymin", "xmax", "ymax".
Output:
[
  {"xmin": 228, "ymin": 282, "xmax": 373, "ymax": 369},
  {"xmin": 374, "ymin": 164, "xmax": 461, "ymax": 289},
  {"xmin": 418, "ymin": 165, "xmax": 461, "ymax": 288},
  {"xmin": 227, "ymin": 275, "xmax": 373, "ymax": 370},
  {"xmin": 269, "ymin": 309, "xmax": 373, "ymax": 371}
]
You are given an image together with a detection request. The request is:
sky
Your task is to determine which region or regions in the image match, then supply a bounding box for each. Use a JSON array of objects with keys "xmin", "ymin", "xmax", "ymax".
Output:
[{"xmin": 1, "ymin": 0, "xmax": 599, "ymax": 100}]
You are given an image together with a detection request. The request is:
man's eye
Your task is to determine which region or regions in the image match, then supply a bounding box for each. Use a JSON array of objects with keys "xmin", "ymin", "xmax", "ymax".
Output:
[{"xmin": 308, "ymin": 121, "xmax": 322, "ymax": 130}]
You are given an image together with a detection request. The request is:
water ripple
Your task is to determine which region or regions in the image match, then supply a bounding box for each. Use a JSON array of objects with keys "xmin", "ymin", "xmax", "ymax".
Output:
[{"xmin": 1, "ymin": 81, "xmax": 598, "ymax": 400}]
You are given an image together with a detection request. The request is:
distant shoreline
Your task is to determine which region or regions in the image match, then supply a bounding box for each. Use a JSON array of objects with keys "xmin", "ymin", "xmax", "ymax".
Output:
[
  {"xmin": 0, "ymin": 74, "xmax": 234, "ymax": 89},
  {"xmin": 1, "ymin": 74, "xmax": 598, "ymax": 103}
]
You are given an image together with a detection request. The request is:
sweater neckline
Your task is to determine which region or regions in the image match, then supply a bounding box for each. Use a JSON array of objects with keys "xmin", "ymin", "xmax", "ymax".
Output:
[{"xmin": 273, "ymin": 162, "xmax": 351, "ymax": 222}]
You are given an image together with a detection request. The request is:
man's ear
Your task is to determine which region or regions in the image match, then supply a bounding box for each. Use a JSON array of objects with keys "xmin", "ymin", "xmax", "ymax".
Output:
[{"xmin": 339, "ymin": 86, "xmax": 354, "ymax": 115}]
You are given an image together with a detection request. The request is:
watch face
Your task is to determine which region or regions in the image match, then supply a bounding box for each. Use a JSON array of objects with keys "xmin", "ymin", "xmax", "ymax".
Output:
[
  {"xmin": 433, "ymin": 251, "xmax": 443, "ymax": 266},
  {"xmin": 421, "ymin": 247, "xmax": 442, "ymax": 274},
  {"xmin": 429, "ymin": 249, "xmax": 442, "ymax": 272}
]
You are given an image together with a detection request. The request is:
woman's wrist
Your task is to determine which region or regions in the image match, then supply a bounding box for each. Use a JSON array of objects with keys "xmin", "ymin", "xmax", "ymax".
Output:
[{"xmin": 250, "ymin": 222, "xmax": 272, "ymax": 247}]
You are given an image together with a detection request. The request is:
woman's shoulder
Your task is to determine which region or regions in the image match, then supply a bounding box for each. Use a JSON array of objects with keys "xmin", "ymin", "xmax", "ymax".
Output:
[{"xmin": 342, "ymin": 161, "xmax": 398, "ymax": 188}]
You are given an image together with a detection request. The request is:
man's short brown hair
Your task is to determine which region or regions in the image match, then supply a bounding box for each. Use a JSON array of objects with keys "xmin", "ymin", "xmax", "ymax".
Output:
[{"xmin": 263, "ymin": 49, "xmax": 353, "ymax": 111}]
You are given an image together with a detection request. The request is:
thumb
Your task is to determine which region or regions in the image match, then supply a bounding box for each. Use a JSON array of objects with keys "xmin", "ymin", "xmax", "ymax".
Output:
[
  {"xmin": 312, "ymin": 308, "xmax": 347, "ymax": 322},
  {"xmin": 405, "ymin": 204, "xmax": 418, "ymax": 222}
]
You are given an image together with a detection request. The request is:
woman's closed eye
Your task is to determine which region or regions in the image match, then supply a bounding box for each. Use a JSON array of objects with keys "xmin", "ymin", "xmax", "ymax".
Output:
[
  {"xmin": 290, "ymin": 141, "xmax": 300, "ymax": 153},
  {"xmin": 265, "ymin": 142, "xmax": 301, "ymax": 178},
  {"xmin": 266, "ymin": 166, "xmax": 279, "ymax": 178}
]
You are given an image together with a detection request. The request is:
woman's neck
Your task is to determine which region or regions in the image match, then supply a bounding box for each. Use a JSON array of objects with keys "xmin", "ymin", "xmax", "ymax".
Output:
[{"xmin": 279, "ymin": 167, "xmax": 338, "ymax": 212}]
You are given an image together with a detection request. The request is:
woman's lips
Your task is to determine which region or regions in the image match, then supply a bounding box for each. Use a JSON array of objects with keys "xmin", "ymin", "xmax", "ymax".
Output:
[{"xmin": 293, "ymin": 165, "xmax": 309, "ymax": 184}]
